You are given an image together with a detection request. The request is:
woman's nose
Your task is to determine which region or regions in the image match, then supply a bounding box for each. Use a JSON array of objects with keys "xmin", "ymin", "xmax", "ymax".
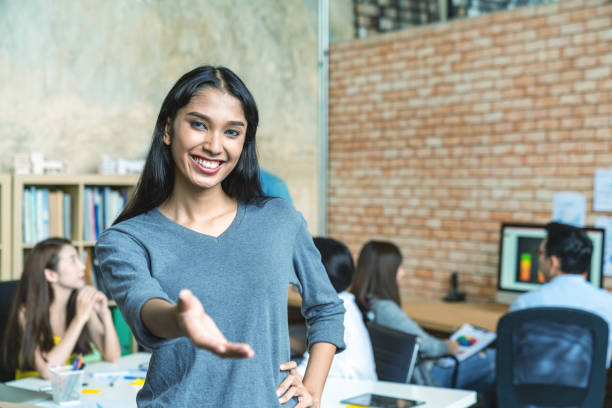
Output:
[{"xmin": 203, "ymin": 130, "xmax": 222, "ymax": 154}]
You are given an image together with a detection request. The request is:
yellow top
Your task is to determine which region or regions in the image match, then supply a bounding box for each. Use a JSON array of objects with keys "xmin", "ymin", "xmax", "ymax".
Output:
[{"xmin": 15, "ymin": 336, "xmax": 101, "ymax": 379}]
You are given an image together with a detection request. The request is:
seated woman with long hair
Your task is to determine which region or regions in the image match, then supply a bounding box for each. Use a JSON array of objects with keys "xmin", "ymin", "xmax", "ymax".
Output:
[
  {"xmin": 1, "ymin": 238, "xmax": 121, "ymax": 380},
  {"xmin": 350, "ymin": 240, "xmax": 495, "ymax": 399}
]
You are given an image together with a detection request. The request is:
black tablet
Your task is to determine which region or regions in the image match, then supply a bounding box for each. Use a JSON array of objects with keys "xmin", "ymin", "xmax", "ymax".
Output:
[{"xmin": 340, "ymin": 393, "xmax": 425, "ymax": 407}]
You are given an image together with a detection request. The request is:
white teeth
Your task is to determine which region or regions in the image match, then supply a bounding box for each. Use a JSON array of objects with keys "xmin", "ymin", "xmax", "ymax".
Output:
[{"xmin": 193, "ymin": 157, "xmax": 220, "ymax": 169}]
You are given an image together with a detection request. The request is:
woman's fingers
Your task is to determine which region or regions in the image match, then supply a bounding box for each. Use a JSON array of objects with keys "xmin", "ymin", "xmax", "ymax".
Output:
[
  {"xmin": 277, "ymin": 362, "xmax": 313, "ymax": 406},
  {"xmin": 210, "ymin": 342, "xmax": 254, "ymax": 359},
  {"xmin": 278, "ymin": 386, "xmax": 298, "ymax": 404},
  {"xmin": 276, "ymin": 371, "xmax": 295, "ymax": 398},
  {"xmin": 280, "ymin": 361, "xmax": 297, "ymax": 371}
]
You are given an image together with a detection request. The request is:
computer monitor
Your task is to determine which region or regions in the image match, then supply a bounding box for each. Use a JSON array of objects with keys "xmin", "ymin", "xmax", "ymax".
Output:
[{"xmin": 496, "ymin": 222, "xmax": 605, "ymax": 304}]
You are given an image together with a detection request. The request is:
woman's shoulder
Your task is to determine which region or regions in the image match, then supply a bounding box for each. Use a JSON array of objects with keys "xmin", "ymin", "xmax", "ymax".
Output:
[
  {"xmin": 370, "ymin": 298, "xmax": 403, "ymax": 314},
  {"xmin": 97, "ymin": 210, "xmax": 160, "ymax": 244},
  {"xmin": 245, "ymin": 198, "xmax": 301, "ymax": 222}
]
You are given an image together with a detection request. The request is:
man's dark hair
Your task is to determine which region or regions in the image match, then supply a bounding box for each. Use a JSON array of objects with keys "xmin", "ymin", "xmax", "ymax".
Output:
[{"xmin": 545, "ymin": 222, "xmax": 593, "ymax": 274}]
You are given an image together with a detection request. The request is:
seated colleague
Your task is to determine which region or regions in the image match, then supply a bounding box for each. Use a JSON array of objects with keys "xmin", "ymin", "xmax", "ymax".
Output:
[
  {"xmin": 351, "ymin": 241, "xmax": 495, "ymax": 394},
  {"xmin": 510, "ymin": 222, "xmax": 612, "ymax": 367},
  {"xmin": 295, "ymin": 237, "xmax": 377, "ymax": 381},
  {"xmin": 1, "ymin": 238, "xmax": 121, "ymax": 380},
  {"xmin": 259, "ymin": 168, "xmax": 292, "ymax": 203}
]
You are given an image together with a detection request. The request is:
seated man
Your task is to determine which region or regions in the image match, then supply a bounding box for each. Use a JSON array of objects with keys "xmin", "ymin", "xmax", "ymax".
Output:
[{"xmin": 510, "ymin": 222, "xmax": 612, "ymax": 368}]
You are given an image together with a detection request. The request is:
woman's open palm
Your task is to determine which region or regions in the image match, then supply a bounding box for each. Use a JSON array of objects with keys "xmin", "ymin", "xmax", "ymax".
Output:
[{"xmin": 177, "ymin": 289, "xmax": 254, "ymax": 359}]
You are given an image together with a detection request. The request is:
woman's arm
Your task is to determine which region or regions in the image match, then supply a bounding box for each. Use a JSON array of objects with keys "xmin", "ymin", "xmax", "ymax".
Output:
[
  {"xmin": 141, "ymin": 289, "xmax": 253, "ymax": 358},
  {"xmin": 302, "ymin": 342, "xmax": 336, "ymax": 405},
  {"xmin": 373, "ymin": 300, "xmax": 450, "ymax": 357},
  {"xmin": 87, "ymin": 290, "xmax": 121, "ymax": 363},
  {"xmin": 32, "ymin": 288, "xmax": 97, "ymax": 379}
]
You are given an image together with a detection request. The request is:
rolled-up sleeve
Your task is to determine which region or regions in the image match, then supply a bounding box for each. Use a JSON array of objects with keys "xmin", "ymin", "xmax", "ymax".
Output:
[
  {"xmin": 95, "ymin": 229, "xmax": 174, "ymax": 349},
  {"xmin": 291, "ymin": 218, "xmax": 345, "ymax": 353}
]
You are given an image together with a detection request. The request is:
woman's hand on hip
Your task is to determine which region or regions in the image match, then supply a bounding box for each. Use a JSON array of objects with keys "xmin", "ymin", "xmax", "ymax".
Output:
[
  {"xmin": 277, "ymin": 361, "xmax": 317, "ymax": 407},
  {"xmin": 177, "ymin": 289, "xmax": 254, "ymax": 359}
]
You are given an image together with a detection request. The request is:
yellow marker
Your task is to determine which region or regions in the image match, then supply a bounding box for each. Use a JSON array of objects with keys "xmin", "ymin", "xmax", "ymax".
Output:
[
  {"xmin": 82, "ymin": 388, "xmax": 102, "ymax": 394},
  {"xmin": 130, "ymin": 378, "xmax": 146, "ymax": 386}
]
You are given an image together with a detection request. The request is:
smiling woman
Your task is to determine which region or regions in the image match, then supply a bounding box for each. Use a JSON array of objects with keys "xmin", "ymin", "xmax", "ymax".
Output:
[{"xmin": 95, "ymin": 66, "xmax": 345, "ymax": 408}]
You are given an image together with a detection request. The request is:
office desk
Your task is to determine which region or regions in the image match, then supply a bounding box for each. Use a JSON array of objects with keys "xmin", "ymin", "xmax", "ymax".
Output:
[
  {"xmin": 6, "ymin": 352, "xmax": 149, "ymax": 407},
  {"xmin": 322, "ymin": 378, "xmax": 476, "ymax": 408},
  {"xmin": 288, "ymin": 288, "xmax": 508, "ymax": 334},
  {"xmin": 7, "ymin": 352, "xmax": 476, "ymax": 408},
  {"xmin": 402, "ymin": 300, "xmax": 509, "ymax": 333}
]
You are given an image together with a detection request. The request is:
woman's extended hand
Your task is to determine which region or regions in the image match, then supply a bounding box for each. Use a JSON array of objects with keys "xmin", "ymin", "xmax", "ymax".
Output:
[
  {"xmin": 277, "ymin": 361, "xmax": 316, "ymax": 407},
  {"xmin": 177, "ymin": 289, "xmax": 254, "ymax": 359}
]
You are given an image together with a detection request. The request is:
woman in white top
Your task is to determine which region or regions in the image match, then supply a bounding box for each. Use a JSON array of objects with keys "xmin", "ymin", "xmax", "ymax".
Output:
[{"xmin": 297, "ymin": 237, "xmax": 377, "ymax": 380}]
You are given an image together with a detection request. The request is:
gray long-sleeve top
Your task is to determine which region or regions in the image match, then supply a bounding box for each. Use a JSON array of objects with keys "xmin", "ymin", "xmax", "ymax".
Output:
[{"xmin": 95, "ymin": 198, "xmax": 345, "ymax": 407}]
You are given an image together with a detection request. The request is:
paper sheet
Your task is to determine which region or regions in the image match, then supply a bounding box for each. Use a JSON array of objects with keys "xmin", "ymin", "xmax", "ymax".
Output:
[
  {"xmin": 595, "ymin": 217, "xmax": 612, "ymax": 276},
  {"xmin": 594, "ymin": 169, "xmax": 612, "ymax": 212},
  {"xmin": 552, "ymin": 192, "xmax": 586, "ymax": 227},
  {"xmin": 438, "ymin": 323, "xmax": 496, "ymax": 366}
]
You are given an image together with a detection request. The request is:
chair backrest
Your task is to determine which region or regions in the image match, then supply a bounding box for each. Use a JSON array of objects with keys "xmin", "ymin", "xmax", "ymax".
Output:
[
  {"xmin": 496, "ymin": 307, "xmax": 608, "ymax": 408},
  {"xmin": 0, "ymin": 280, "xmax": 19, "ymax": 381},
  {"xmin": 366, "ymin": 320, "xmax": 420, "ymax": 383}
]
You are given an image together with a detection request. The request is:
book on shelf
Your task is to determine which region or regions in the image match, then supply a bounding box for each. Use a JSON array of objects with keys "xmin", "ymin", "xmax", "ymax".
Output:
[
  {"xmin": 83, "ymin": 187, "xmax": 128, "ymax": 240},
  {"xmin": 22, "ymin": 187, "xmax": 73, "ymax": 243},
  {"xmin": 63, "ymin": 193, "xmax": 71, "ymax": 240},
  {"xmin": 48, "ymin": 190, "xmax": 64, "ymax": 237}
]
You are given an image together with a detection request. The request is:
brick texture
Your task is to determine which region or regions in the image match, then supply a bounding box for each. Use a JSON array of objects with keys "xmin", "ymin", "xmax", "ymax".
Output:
[{"xmin": 328, "ymin": 0, "xmax": 612, "ymax": 302}]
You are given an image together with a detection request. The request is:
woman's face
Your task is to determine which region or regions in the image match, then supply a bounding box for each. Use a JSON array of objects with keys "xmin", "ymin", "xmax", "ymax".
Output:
[
  {"xmin": 52, "ymin": 245, "xmax": 86, "ymax": 290},
  {"xmin": 164, "ymin": 87, "xmax": 247, "ymax": 193},
  {"xmin": 396, "ymin": 265, "xmax": 406, "ymax": 285}
]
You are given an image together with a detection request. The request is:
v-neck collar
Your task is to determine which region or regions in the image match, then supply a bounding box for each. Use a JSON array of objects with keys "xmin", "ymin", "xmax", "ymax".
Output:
[{"xmin": 151, "ymin": 201, "xmax": 245, "ymax": 242}]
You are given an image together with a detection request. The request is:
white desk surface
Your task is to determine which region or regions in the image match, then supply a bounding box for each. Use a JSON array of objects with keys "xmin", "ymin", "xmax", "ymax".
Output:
[
  {"xmin": 322, "ymin": 378, "xmax": 476, "ymax": 408},
  {"xmin": 5, "ymin": 352, "xmax": 150, "ymax": 408},
  {"xmin": 6, "ymin": 352, "xmax": 476, "ymax": 408}
]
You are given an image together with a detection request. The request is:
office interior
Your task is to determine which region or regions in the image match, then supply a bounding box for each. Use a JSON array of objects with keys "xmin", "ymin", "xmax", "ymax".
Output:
[{"xmin": 2, "ymin": 0, "xmax": 612, "ymax": 404}]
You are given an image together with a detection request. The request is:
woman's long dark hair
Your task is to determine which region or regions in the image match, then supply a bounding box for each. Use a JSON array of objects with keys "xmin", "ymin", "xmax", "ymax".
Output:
[
  {"xmin": 1, "ymin": 238, "xmax": 92, "ymax": 375},
  {"xmin": 115, "ymin": 65, "xmax": 264, "ymax": 225},
  {"xmin": 350, "ymin": 240, "xmax": 403, "ymax": 318}
]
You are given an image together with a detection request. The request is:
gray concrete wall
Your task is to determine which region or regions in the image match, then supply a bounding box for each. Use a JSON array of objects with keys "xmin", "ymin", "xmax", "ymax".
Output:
[{"xmin": 1, "ymin": 0, "xmax": 352, "ymax": 232}]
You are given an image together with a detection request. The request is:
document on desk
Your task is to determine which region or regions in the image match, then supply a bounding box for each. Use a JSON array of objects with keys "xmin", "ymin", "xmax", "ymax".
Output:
[{"xmin": 448, "ymin": 323, "xmax": 496, "ymax": 362}]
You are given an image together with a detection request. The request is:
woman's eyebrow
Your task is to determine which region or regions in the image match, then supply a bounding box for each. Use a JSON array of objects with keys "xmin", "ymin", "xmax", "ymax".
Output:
[{"xmin": 186, "ymin": 112, "xmax": 245, "ymax": 127}]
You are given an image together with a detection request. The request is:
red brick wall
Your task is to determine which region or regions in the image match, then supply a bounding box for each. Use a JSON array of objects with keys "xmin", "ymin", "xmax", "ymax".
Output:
[{"xmin": 328, "ymin": 0, "xmax": 612, "ymax": 302}]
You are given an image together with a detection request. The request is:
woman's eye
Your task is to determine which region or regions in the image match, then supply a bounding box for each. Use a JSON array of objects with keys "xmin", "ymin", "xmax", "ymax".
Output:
[
  {"xmin": 191, "ymin": 121, "xmax": 207, "ymax": 130},
  {"xmin": 225, "ymin": 129, "xmax": 240, "ymax": 137}
]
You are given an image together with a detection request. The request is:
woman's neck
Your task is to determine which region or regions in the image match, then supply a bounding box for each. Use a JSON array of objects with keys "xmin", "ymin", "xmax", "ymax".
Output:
[{"xmin": 159, "ymin": 180, "xmax": 237, "ymax": 226}]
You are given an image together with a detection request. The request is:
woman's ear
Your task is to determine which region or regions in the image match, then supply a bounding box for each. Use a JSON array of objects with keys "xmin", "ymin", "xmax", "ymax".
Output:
[
  {"xmin": 163, "ymin": 119, "xmax": 172, "ymax": 146},
  {"xmin": 44, "ymin": 268, "xmax": 58, "ymax": 284}
]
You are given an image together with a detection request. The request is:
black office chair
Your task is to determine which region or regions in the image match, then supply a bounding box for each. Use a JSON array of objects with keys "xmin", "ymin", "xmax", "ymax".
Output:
[
  {"xmin": 496, "ymin": 307, "xmax": 608, "ymax": 408},
  {"xmin": 0, "ymin": 280, "xmax": 19, "ymax": 381},
  {"xmin": 366, "ymin": 320, "xmax": 421, "ymax": 383}
]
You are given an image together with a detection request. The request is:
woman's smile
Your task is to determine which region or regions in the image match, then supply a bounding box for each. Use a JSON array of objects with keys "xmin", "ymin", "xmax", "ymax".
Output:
[{"xmin": 191, "ymin": 154, "xmax": 224, "ymax": 174}]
